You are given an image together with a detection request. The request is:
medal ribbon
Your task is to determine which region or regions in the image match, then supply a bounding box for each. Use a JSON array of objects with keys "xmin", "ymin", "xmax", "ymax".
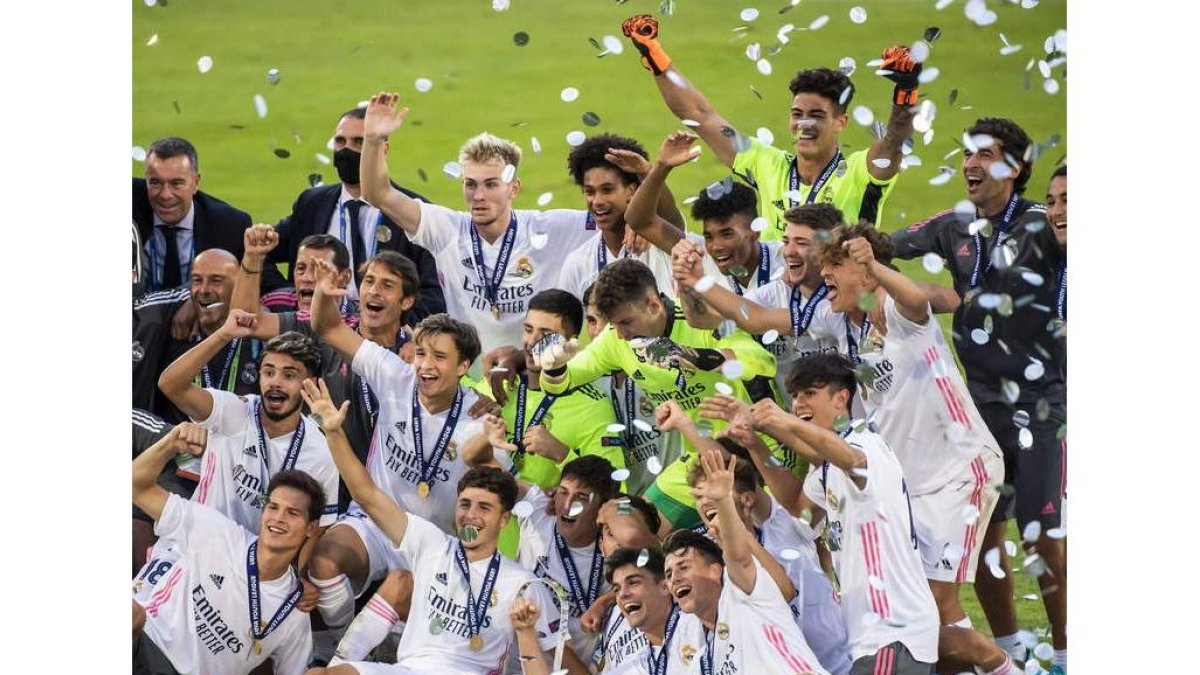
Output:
[
  {"xmin": 844, "ymin": 315, "xmax": 872, "ymax": 365},
  {"xmin": 700, "ymin": 627, "xmax": 715, "ymax": 675},
  {"xmin": 646, "ymin": 603, "xmax": 681, "ymax": 675},
  {"xmin": 252, "ymin": 399, "xmax": 305, "ymax": 472},
  {"xmin": 453, "ymin": 542, "xmax": 502, "ymax": 641},
  {"xmin": 339, "ymin": 201, "xmax": 383, "ymax": 262},
  {"xmin": 1056, "ymin": 261, "xmax": 1067, "ymax": 320},
  {"xmin": 969, "ymin": 192, "xmax": 1021, "ymax": 288},
  {"xmin": 411, "ymin": 386, "xmax": 464, "ymax": 489},
  {"xmin": 511, "ymin": 378, "xmax": 557, "ymax": 473},
  {"xmin": 596, "ymin": 235, "xmax": 630, "ymax": 274},
  {"xmin": 469, "ymin": 211, "xmax": 519, "ymax": 315},
  {"xmin": 246, "ymin": 541, "xmax": 303, "ymax": 646},
  {"xmin": 787, "ymin": 149, "xmax": 843, "ymax": 208},
  {"xmin": 730, "ymin": 243, "xmax": 771, "ymax": 296},
  {"xmin": 197, "ymin": 337, "xmax": 242, "ymax": 391},
  {"xmin": 819, "ymin": 426, "xmax": 855, "ymax": 493},
  {"xmin": 551, "ymin": 529, "xmax": 604, "ymax": 616},
  {"xmin": 790, "ymin": 283, "xmax": 829, "ymax": 337}
]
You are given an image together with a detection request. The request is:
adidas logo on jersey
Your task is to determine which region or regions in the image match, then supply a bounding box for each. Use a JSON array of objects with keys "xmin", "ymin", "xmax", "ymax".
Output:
[
  {"xmin": 209, "ymin": 574, "xmax": 224, "ymax": 589},
  {"xmin": 631, "ymin": 370, "xmax": 645, "ymax": 381},
  {"xmin": 1041, "ymin": 502, "xmax": 1057, "ymax": 515},
  {"xmin": 461, "ymin": 257, "xmax": 474, "ymax": 269},
  {"xmin": 243, "ymin": 445, "xmax": 258, "ymax": 458},
  {"xmin": 435, "ymin": 572, "xmax": 448, "ymax": 586},
  {"xmin": 956, "ymin": 243, "xmax": 971, "ymax": 257}
]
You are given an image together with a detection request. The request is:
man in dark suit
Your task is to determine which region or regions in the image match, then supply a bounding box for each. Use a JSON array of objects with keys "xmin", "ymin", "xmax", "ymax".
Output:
[{"xmin": 266, "ymin": 106, "xmax": 445, "ymax": 323}]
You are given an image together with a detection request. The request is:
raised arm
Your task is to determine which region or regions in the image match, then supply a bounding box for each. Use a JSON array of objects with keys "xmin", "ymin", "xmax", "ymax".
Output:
[
  {"xmin": 602, "ymin": 145, "xmax": 686, "ymax": 231},
  {"xmin": 157, "ymin": 310, "xmax": 258, "ymax": 422},
  {"xmin": 751, "ymin": 400, "xmax": 868, "ymax": 489},
  {"xmin": 693, "ymin": 450, "xmax": 757, "ymax": 594},
  {"xmin": 301, "ymin": 378, "xmax": 410, "ymax": 546},
  {"xmin": 622, "ymin": 15, "xmax": 738, "ymax": 167},
  {"xmin": 867, "ymin": 45, "xmax": 920, "ymax": 182},
  {"xmin": 699, "ymin": 396, "xmax": 808, "ymax": 515},
  {"xmin": 843, "ymin": 237, "xmax": 929, "ymax": 325},
  {"xmin": 309, "ymin": 258, "xmax": 365, "ymax": 359},
  {"xmin": 672, "ymin": 242, "xmax": 791, "ymax": 334},
  {"xmin": 622, "ymin": 132, "xmax": 703, "ymax": 253},
  {"xmin": 361, "ymin": 92, "xmax": 422, "ymax": 236},
  {"xmin": 231, "ymin": 223, "xmax": 283, "ymax": 339},
  {"xmin": 132, "ymin": 423, "xmax": 206, "ymax": 521}
]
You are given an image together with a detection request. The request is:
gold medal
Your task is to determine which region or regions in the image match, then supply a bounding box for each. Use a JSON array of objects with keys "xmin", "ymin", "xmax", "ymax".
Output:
[
  {"xmin": 469, "ymin": 634, "xmax": 485, "ymax": 651},
  {"xmin": 490, "ymin": 589, "xmax": 499, "ymax": 607},
  {"xmin": 376, "ymin": 225, "xmax": 392, "ymax": 243},
  {"xmin": 490, "ymin": 305, "xmax": 501, "ymax": 320},
  {"xmin": 716, "ymin": 622, "xmax": 729, "ymax": 639},
  {"xmin": 418, "ymin": 481, "xmax": 430, "ymax": 499},
  {"xmin": 252, "ymin": 640, "xmax": 262, "ymax": 655}
]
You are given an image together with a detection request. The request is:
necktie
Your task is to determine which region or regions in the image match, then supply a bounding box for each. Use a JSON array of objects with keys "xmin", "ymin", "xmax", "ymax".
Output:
[
  {"xmin": 347, "ymin": 200, "xmax": 366, "ymax": 287},
  {"xmin": 161, "ymin": 225, "xmax": 181, "ymax": 288}
]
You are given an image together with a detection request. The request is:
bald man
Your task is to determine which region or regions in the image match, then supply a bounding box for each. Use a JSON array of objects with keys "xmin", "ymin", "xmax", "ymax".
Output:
[{"xmin": 155, "ymin": 249, "xmax": 264, "ymax": 422}]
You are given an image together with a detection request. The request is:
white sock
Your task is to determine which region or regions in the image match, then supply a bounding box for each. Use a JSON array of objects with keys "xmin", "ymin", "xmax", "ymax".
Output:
[
  {"xmin": 994, "ymin": 632, "xmax": 1028, "ymax": 661},
  {"xmin": 1052, "ymin": 648, "xmax": 1067, "ymax": 670},
  {"xmin": 984, "ymin": 653, "xmax": 1015, "ymax": 675},
  {"xmin": 332, "ymin": 593, "xmax": 399, "ymax": 663},
  {"xmin": 310, "ymin": 572, "xmax": 356, "ymax": 628}
]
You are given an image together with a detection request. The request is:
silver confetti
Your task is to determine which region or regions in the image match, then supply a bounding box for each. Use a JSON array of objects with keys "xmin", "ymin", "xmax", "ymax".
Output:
[
  {"xmin": 611, "ymin": 468, "xmax": 632, "ymax": 481},
  {"xmin": 254, "ymin": 94, "xmax": 268, "ymax": 118},
  {"xmin": 566, "ymin": 130, "xmax": 586, "ymax": 146},
  {"xmin": 560, "ymin": 87, "xmax": 580, "ymax": 102},
  {"xmin": 266, "ymin": 68, "xmax": 281, "ymax": 85},
  {"xmin": 443, "ymin": 161, "xmax": 463, "ymax": 179},
  {"xmin": 414, "ymin": 77, "xmax": 433, "ymax": 93},
  {"xmin": 537, "ymin": 192, "xmax": 553, "ymax": 206},
  {"xmin": 512, "ymin": 501, "xmax": 534, "ymax": 518},
  {"xmin": 197, "ymin": 55, "xmax": 213, "ymax": 73}
]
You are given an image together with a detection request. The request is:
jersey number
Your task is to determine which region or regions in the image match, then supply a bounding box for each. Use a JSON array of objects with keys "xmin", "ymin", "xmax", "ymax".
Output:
[
  {"xmin": 901, "ymin": 479, "xmax": 918, "ymax": 550},
  {"xmin": 139, "ymin": 558, "xmax": 174, "ymax": 585}
]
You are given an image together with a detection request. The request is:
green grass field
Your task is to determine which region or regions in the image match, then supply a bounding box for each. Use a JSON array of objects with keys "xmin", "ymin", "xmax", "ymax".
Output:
[{"xmin": 133, "ymin": 0, "xmax": 1065, "ymax": 639}]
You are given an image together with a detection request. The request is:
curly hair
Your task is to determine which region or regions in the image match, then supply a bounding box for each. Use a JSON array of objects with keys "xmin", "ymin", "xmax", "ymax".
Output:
[
  {"xmin": 457, "ymin": 466, "xmax": 519, "ymax": 512},
  {"xmin": 816, "ymin": 222, "xmax": 895, "ymax": 269},
  {"xmin": 690, "ymin": 181, "xmax": 758, "ymax": 225},
  {"xmin": 789, "ymin": 68, "xmax": 855, "ymax": 114},
  {"xmin": 966, "ymin": 117, "xmax": 1034, "ymax": 194},
  {"xmin": 567, "ymin": 133, "xmax": 647, "ymax": 187}
]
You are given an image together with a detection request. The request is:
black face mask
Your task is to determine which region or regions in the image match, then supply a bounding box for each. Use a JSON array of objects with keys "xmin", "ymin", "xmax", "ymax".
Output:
[{"xmin": 333, "ymin": 147, "xmax": 361, "ymax": 185}]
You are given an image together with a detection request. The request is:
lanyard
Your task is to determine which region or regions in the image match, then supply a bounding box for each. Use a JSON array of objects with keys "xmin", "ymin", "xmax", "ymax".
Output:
[
  {"xmin": 245, "ymin": 541, "xmax": 302, "ymax": 649},
  {"xmin": 730, "ymin": 243, "xmax": 771, "ymax": 296},
  {"xmin": 787, "ymin": 149, "xmax": 842, "ymax": 208},
  {"xmin": 252, "ymin": 399, "xmax": 305, "ymax": 473},
  {"xmin": 700, "ymin": 626, "xmax": 715, "ymax": 675},
  {"xmin": 551, "ymin": 529, "xmax": 604, "ymax": 615},
  {"xmin": 596, "ymin": 235, "xmax": 629, "ymax": 274},
  {"xmin": 790, "ymin": 283, "xmax": 828, "ymax": 337},
  {"xmin": 453, "ymin": 542, "xmax": 502, "ymax": 641},
  {"xmin": 512, "ymin": 378, "xmax": 557, "ymax": 473},
  {"xmin": 969, "ymin": 193, "xmax": 1021, "ymax": 288},
  {"xmin": 646, "ymin": 603, "xmax": 681, "ymax": 675},
  {"xmin": 469, "ymin": 212, "xmax": 519, "ymax": 315},
  {"xmin": 1056, "ymin": 261, "xmax": 1067, "ymax": 320},
  {"xmin": 196, "ymin": 337, "xmax": 242, "ymax": 391},
  {"xmin": 410, "ymin": 386, "xmax": 464, "ymax": 490},
  {"xmin": 844, "ymin": 315, "xmax": 872, "ymax": 365},
  {"xmin": 819, "ymin": 426, "xmax": 856, "ymax": 493}
]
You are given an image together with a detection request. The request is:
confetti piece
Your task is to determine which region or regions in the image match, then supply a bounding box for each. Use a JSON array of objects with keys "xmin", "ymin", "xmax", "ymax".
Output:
[
  {"xmin": 714, "ymin": 382, "xmax": 734, "ymax": 396},
  {"xmin": 852, "ymin": 106, "xmax": 874, "ymax": 126},
  {"xmin": 414, "ymin": 77, "xmax": 433, "ymax": 93},
  {"xmin": 756, "ymin": 59, "xmax": 772, "ymax": 75},
  {"xmin": 755, "ymin": 127, "xmax": 774, "ymax": 145},
  {"xmin": 602, "ymin": 34, "xmax": 624, "ymax": 55},
  {"xmin": 606, "ymin": 423, "xmax": 627, "ymax": 434},
  {"xmin": 647, "ymin": 456, "xmax": 663, "ymax": 475},
  {"xmin": 636, "ymin": 548, "xmax": 651, "ymax": 566},
  {"xmin": 720, "ymin": 360, "xmax": 745, "ymax": 379},
  {"xmin": 849, "ymin": 6, "xmax": 867, "ymax": 23},
  {"xmin": 693, "ymin": 275, "xmax": 717, "ymax": 293},
  {"xmin": 513, "ymin": 31, "xmax": 530, "ymax": 46},
  {"xmin": 132, "ymin": 146, "xmax": 147, "ymax": 161},
  {"xmin": 266, "ymin": 68, "xmax": 281, "ymax": 85},
  {"xmin": 632, "ymin": 419, "xmax": 652, "ymax": 432},
  {"xmin": 146, "ymin": 34, "xmax": 159, "ymax": 46},
  {"xmin": 197, "ymin": 55, "xmax": 213, "ymax": 73},
  {"xmin": 560, "ymin": 87, "xmax": 580, "ymax": 102},
  {"xmin": 750, "ymin": 216, "xmax": 768, "ymax": 232},
  {"xmin": 808, "ymin": 15, "xmax": 829, "ymax": 30},
  {"xmin": 780, "ymin": 548, "xmax": 801, "ymax": 561},
  {"xmin": 492, "ymin": 0, "xmax": 510, "ymax": 11},
  {"xmin": 443, "ymin": 161, "xmax": 463, "ymax": 179},
  {"xmin": 582, "ymin": 111, "xmax": 601, "ymax": 126},
  {"xmin": 611, "ymin": 468, "xmax": 632, "ymax": 481},
  {"xmin": 566, "ymin": 130, "xmax": 586, "ymax": 146},
  {"xmin": 512, "ymin": 501, "xmax": 534, "ymax": 518},
  {"xmin": 537, "ymin": 192, "xmax": 553, "ymax": 206},
  {"xmin": 838, "ymin": 57, "xmax": 856, "ymax": 76},
  {"xmin": 761, "ymin": 329, "xmax": 780, "ymax": 345},
  {"xmin": 501, "ymin": 164, "xmax": 516, "ymax": 183},
  {"xmin": 254, "ymin": 94, "xmax": 268, "ymax": 118},
  {"xmin": 746, "ymin": 43, "xmax": 761, "ymax": 61},
  {"xmin": 740, "ymin": 8, "xmax": 759, "ymax": 22}
]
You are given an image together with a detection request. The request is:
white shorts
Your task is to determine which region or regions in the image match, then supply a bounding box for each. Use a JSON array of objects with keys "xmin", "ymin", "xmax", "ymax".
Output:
[
  {"xmin": 911, "ymin": 451, "xmax": 1003, "ymax": 584},
  {"xmin": 331, "ymin": 507, "xmax": 411, "ymax": 596},
  {"xmin": 797, "ymin": 568, "xmax": 853, "ymax": 675}
]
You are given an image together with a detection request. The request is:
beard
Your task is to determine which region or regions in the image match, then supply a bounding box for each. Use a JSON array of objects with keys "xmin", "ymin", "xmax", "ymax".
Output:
[{"xmin": 262, "ymin": 395, "xmax": 303, "ymax": 421}]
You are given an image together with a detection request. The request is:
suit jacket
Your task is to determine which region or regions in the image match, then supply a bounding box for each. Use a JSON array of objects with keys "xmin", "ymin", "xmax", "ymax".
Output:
[
  {"xmin": 132, "ymin": 178, "xmax": 287, "ymax": 289},
  {"xmin": 269, "ymin": 182, "xmax": 446, "ymax": 323}
]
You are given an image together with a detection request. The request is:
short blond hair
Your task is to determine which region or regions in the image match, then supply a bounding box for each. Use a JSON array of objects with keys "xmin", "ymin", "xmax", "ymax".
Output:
[{"xmin": 458, "ymin": 132, "xmax": 522, "ymax": 168}]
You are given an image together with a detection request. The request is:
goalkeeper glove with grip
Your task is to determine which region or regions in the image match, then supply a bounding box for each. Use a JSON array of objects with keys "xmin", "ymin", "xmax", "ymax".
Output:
[
  {"xmin": 622, "ymin": 14, "xmax": 672, "ymax": 75},
  {"xmin": 881, "ymin": 45, "xmax": 922, "ymax": 106}
]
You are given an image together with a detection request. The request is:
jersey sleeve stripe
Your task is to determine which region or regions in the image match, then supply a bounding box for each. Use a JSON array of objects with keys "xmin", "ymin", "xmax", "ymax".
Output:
[
  {"xmin": 144, "ymin": 566, "xmax": 185, "ymax": 618},
  {"xmin": 194, "ymin": 453, "xmax": 217, "ymax": 505},
  {"xmin": 762, "ymin": 623, "xmax": 815, "ymax": 673},
  {"xmin": 132, "ymin": 410, "xmax": 167, "ymax": 432}
]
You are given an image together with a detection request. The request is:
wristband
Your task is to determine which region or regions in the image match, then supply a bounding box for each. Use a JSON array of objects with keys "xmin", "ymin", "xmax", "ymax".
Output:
[
  {"xmin": 688, "ymin": 348, "xmax": 726, "ymax": 372},
  {"xmin": 241, "ymin": 261, "xmax": 263, "ymax": 274},
  {"xmin": 893, "ymin": 86, "xmax": 919, "ymax": 107}
]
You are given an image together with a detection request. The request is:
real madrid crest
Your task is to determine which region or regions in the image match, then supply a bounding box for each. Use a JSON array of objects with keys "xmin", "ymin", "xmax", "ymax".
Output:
[
  {"xmin": 376, "ymin": 225, "xmax": 392, "ymax": 244},
  {"xmin": 514, "ymin": 256, "xmax": 534, "ymax": 278},
  {"xmin": 716, "ymin": 622, "xmax": 729, "ymax": 640},
  {"xmin": 444, "ymin": 440, "xmax": 458, "ymax": 461},
  {"xmin": 241, "ymin": 360, "xmax": 259, "ymax": 385},
  {"xmin": 681, "ymin": 644, "xmax": 697, "ymax": 664},
  {"xmin": 835, "ymin": 159, "xmax": 848, "ymax": 178},
  {"xmin": 132, "ymin": 340, "xmax": 145, "ymax": 363}
]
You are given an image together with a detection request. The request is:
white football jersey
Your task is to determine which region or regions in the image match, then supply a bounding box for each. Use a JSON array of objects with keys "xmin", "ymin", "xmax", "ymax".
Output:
[
  {"xmin": 411, "ymin": 201, "xmax": 596, "ymax": 358},
  {"xmin": 194, "ymin": 389, "xmax": 339, "ymax": 529},
  {"xmin": 391, "ymin": 515, "xmax": 560, "ymax": 674},
  {"xmin": 801, "ymin": 427, "xmax": 939, "ymax": 663},
  {"xmin": 708, "ymin": 558, "xmax": 830, "ymax": 674},
  {"xmin": 516, "ymin": 485, "xmax": 609, "ymax": 662},
  {"xmin": 596, "ymin": 608, "xmax": 650, "ymax": 672},
  {"xmin": 743, "ymin": 280, "xmax": 840, "ymax": 396},
  {"xmin": 724, "ymin": 240, "xmax": 784, "ymax": 296},
  {"xmin": 558, "ymin": 231, "xmax": 726, "ymax": 303},
  {"xmin": 352, "ymin": 339, "xmax": 484, "ymax": 534},
  {"xmin": 134, "ymin": 495, "xmax": 312, "ymax": 675}
]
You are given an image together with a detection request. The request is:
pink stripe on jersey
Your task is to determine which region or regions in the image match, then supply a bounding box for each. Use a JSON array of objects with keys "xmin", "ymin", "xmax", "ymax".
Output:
[
  {"xmin": 193, "ymin": 451, "xmax": 218, "ymax": 505},
  {"xmin": 873, "ymin": 644, "xmax": 893, "ymax": 675},
  {"xmin": 145, "ymin": 566, "xmax": 185, "ymax": 618},
  {"xmin": 860, "ymin": 522, "xmax": 891, "ymax": 618},
  {"xmin": 956, "ymin": 456, "xmax": 988, "ymax": 583},
  {"xmin": 763, "ymin": 623, "xmax": 816, "ymax": 673},
  {"xmin": 364, "ymin": 420, "xmax": 381, "ymax": 475},
  {"xmin": 366, "ymin": 596, "xmax": 399, "ymax": 624},
  {"xmin": 925, "ymin": 347, "xmax": 971, "ymax": 428}
]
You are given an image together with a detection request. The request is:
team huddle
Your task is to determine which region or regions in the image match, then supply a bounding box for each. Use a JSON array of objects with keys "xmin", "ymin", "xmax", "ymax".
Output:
[{"xmin": 131, "ymin": 13, "xmax": 1068, "ymax": 675}]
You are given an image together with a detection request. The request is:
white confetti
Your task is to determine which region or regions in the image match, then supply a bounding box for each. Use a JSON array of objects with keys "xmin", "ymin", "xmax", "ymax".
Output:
[
  {"xmin": 266, "ymin": 68, "xmax": 281, "ymax": 85},
  {"xmin": 984, "ymin": 547, "xmax": 1001, "ymax": 567},
  {"xmin": 567, "ymin": 500, "xmax": 586, "ymax": 517},
  {"xmin": 566, "ymin": 130, "xmax": 586, "ymax": 146},
  {"xmin": 1000, "ymin": 44, "xmax": 1023, "ymax": 56},
  {"xmin": 146, "ymin": 34, "xmax": 159, "ymax": 46},
  {"xmin": 197, "ymin": 55, "xmax": 213, "ymax": 73},
  {"xmin": 632, "ymin": 419, "xmax": 653, "ymax": 432},
  {"xmin": 501, "ymin": 163, "xmax": 516, "ymax": 183},
  {"xmin": 838, "ymin": 56, "xmax": 856, "ymax": 76},
  {"xmin": 682, "ymin": 119, "xmax": 701, "ymax": 128},
  {"xmin": 910, "ymin": 41, "xmax": 930, "ymax": 63},
  {"xmin": 254, "ymin": 94, "xmax": 268, "ymax": 118},
  {"xmin": 740, "ymin": 7, "xmax": 759, "ymax": 22},
  {"xmin": 1021, "ymin": 0, "xmax": 1039, "ymax": 7},
  {"xmin": 1033, "ymin": 643, "xmax": 1054, "ymax": 662},
  {"xmin": 988, "ymin": 162, "xmax": 1014, "ymax": 180},
  {"xmin": 530, "ymin": 136, "xmax": 542, "ymax": 155},
  {"xmin": 530, "ymin": 232, "xmax": 549, "ymax": 249},
  {"xmin": 714, "ymin": 382, "xmax": 734, "ymax": 396},
  {"xmin": 746, "ymin": 42, "xmax": 761, "ymax": 61},
  {"xmin": 961, "ymin": 504, "xmax": 980, "ymax": 524},
  {"xmin": 720, "ymin": 360, "xmax": 745, "ymax": 379},
  {"xmin": 849, "ymin": 6, "xmax": 867, "ymax": 23},
  {"xmin": 922, "ymin": 253, "xmax": 945, "ymax": 274},
  {"xmin": 761, "ymin": 329, "xmax": 780, "ymax": 345},
  {"xmin": 780, "ymin": 548, "xmax": 801, "ymax": 561},
  {"xmin": 1046, "ymin": 527, "xmax": 1066, "ymax": 540},
  {"xmin": 1053, "ymin": 29, "xmax": 1068, "ymax": 53},
  {"xmin": 928, "ymin": 168, "xmax": 954, "ymax": 186},
  {"xmin": 606, "ymin": 423, "xmax": 627, "ymax": 434},
  {"xmin": 852, "ymin": 106, "xmax": 874, "ymax": 126},
  {"xmin": 414, "ymin": 77, "xmax": 433, "ymax": 93},
  {"xmin": 756, "ymin": 59, "xmax": 773, "ymax": 75},
  {"xmin": 561, "ymin": 87, "xmax": 580, "ymax": 102},
  {"xmin": 970, "ymin": 329, "xmax": 989, "ymax": 345},
  {"xmin": 1021, "ymin": 271, "xmax": 1045, "ymax": 287},
  {"xmin": 808, "ymin": 14, "xmax": 829, "ymax": 30},
  {"xmin": 602, "ymin": 35, "xmax": 625, "ymax": 55},
  {"xmin": 665, "ymin": 70, "xmax": 687, "ymax": 88},
  {"xmin": 611, "ymin": 468, "xmax": 632, "ymax": 482},
  {"xmin": 443, "ymin": 161, "xmax": 463, "ymax": 179},
  {"xmin": 755, "ymin": 127, "xmax": 774, "ymax": 145},
  {"xmin": 1038, "ymin": 60, "xmax": 1052, "ymax": 78},
  {"xmin": 512, "ymin": 501, "xmax": 534, "ymax": 518},
  {"xmin": 537, "ymin": 192, "xmax": 553, "ymax": 206},
  {"xmin": 872, "ymin": 158, "xmax": 892, "ymax": 169},
  {"xmin": 1024, "ymin": 360, "xmax": 1045, "ymax": 381},
  {"xmin": 917, "ymin": 67, "xmax": 940, "ymax": 84},
  {"xmin": 1043, "ymin": 78, "xmax": 1060, "ymax": 95},
  {"xmin": 935, "ymin": 0, "xmax": 955, "ymax": 9},
  {"xmin": 492, "ymin": 0, "xmax": 510, "ymax": 11},
  {"xmin": 750, "ymin": 216, "xmax": 768, "ymax": 232},
  {"xmin": 1018, "ymin": 427, "xmax": 1034, "ymax": 449},
  {"xmin": 144, "ymin": 0, "xmax": 157, "ymax": 5},
  {"xmin": 132, "ymin": 146, "xmax": 147, "ymax": 162},
  {"xmin": 1023, "ymin": 520, "xmax": 1042, "ymax": 543},
  {"xmin": 647, "ymin": 456, "xmax": 663, "ymax": 475}
]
